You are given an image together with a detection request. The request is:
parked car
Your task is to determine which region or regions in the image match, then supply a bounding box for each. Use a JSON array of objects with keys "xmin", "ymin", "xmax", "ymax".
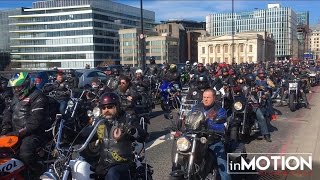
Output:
[
  {"xmin": 96, "ymin": 65, "xmax": 124, "ymax": 73},
  {"xmin": 76, "ymin": 69, "xmax": 108, "ymax": 88}
]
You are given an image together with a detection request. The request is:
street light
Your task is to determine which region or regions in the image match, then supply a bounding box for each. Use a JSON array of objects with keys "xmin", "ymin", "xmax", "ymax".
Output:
[
  {"xmin": 231, "ymin": 0, "xmax": 235, "ymax": 64},
  {"xmin": 254, "ymin": 8, "xmax": 267, "ymax": 62},
  {"xmin": 139, "ymin": 0, "xmax": 146, "ymax": 71}
]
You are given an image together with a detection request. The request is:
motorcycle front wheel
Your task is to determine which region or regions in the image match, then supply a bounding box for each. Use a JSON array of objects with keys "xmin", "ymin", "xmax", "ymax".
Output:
[{"xmin": 289, "ymin": 93, "xmax": 296, "ymax": 112}]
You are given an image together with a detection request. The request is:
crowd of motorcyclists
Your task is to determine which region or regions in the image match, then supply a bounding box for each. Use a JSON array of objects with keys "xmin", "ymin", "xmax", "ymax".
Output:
[{"xmin": 0, "ymin": 57, "xmax": 319, "ymax": 180}]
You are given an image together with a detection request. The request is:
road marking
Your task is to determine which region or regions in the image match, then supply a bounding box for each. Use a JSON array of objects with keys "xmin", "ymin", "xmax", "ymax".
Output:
[{"xmin": 146, "ymin": 133, "xmax": 171, "ymax": 151}]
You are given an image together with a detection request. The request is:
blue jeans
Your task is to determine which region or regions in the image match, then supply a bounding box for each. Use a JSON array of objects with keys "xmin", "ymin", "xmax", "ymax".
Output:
[
  {"xmin": 255, "ymin": 108, "xmax": 270, "ymax": 135},
  {"xmin": 209, "ymin": 142, "xmax": 231, "ymax": 180},
  {"xmin": 105, "ymin": 164, "xmax": 130, "ymax": 180},
  {"xmin": 57, "ymin": 100, "xmax": 67, "ymax": 114}
]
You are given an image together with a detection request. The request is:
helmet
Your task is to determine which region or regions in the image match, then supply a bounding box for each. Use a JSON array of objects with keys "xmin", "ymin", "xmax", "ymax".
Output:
[
  {"xmin": 186, "ymin": 61, "xmax": 190, "ymax": 65},
  {"xmin": 135, "ymin": 69, "xmax": 143, "ymax": 75},
  {"xmin": 8, "ymin": 72, "xmax": 31, "ymax": 99},
  {"xmin": 99, "ymin": 92, "xmax": 120, "ymax": 107},
  {"xmin": 197, "ymin": 76, "xmax": 210, "ymax": 89},
  {"xmin": 149, "ymin": 57, "xmax": 155, "ymax": 64},
  {"xmin": 245, "ymin": 74, "xmax": 255, "ymax": 85},
  {"xmin": 169, "ymin": 64, "xmax": 177, "ymax": 72},
  {"xmin": 112, "ymin": 68, "xmax": 119, "ymax": 75},
  {"xmin": 193, "ymin": 62, "xmax": 198, "ymax": 66}
]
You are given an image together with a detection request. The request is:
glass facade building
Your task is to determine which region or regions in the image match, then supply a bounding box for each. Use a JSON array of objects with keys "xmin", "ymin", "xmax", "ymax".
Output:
[
  {"xmin": 206, "ymin": 5, "xmax": 299, "ymax": 60},
  {"xmin": 9, "ymin": 0, "xmax": 155, "ymax": 69}
]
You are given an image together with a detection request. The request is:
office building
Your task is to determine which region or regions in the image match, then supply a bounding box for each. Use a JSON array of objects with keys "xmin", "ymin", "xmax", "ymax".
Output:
[
  {"xmin": 206, "ymin": 4, "xmax": 298, "ymax": 60},
  {"xmin": 297, "ymin": 11, "xmax": 310, "ymax": 59},
  {"xmin": 154, "ymin": 19, "xmax": 206, "ymax": 62},
  {"xmin": 119, "ymin": 28, "xmax": 179, "ymax": 65},
  {"xmin": 309, "ymin": 30, "xmax": 320, "ymax": 60},
  {"xmin": 9, "ymin": 0, "xmax": 155, "ymax": 70},
  {"xmin": 198, "ymin": 31, "xmax": 275, "ymax": 64},
  {"xmin": 0, "ymin": 8, "xmax": 23, "ymax": 70}
]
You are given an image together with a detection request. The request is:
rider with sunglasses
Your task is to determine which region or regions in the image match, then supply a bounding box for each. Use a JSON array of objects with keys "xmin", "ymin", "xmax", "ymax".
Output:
[{"xmin": 95, "ymin": 92, "xmax": 148, "ymax": 180}]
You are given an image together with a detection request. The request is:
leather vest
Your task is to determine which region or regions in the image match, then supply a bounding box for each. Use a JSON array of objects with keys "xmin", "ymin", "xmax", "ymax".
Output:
[{"xmin": 99, "ymin": 116, "xmax": 134, "ymax": 166}]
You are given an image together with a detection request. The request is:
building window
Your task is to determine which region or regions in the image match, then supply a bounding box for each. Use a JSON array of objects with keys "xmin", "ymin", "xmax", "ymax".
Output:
[
  {"xmin": 202, "ymin": 58, "xmax": 205, "ymax": 63},
  {"xmin": 240, "ymin": 57, "xmax": 244, "ymax": 63},
  {"xmin": 249, "ymin": 45, "xmax": 253, "ymax": 52},
  {"xmin": 210, "ymin": 57, "xmax": 213, "ymax": 62},
  {"xmin": 224, "ymin": 57, "xmax": 228, "ymax": 62},
  {"xmin": 248, "ymin": 56, "xmax": 253, "ymax": 62},
  {"xmin": 239, "ymin": 44, "xmax": 244, "ymax": 52},
  {"xmin": 202, "ymin": 47, "xmax": 205, "ymax": 54},
  {"xmin": 217, "ymin": 57, "xmax": 221, "ymax": 63},
  {"xmin": 224, "ymin": 45, "xmax": 228, "ymax": 53},
  {"xmin": 216, "ymin": 45, "xmax": 220, "ymax": 53},
  {"xmin": 210, "ymin": 46, "xmax": 213, "ymax": 53}
]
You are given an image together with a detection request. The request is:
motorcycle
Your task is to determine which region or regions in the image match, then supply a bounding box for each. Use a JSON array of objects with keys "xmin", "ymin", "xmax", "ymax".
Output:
[
  {"xmin": 288, "ymin": 78, "xmax": 304, "ymax": 112},
  {"xmin": 40, "ymin": 113, "xmax": 153, "ymax": 180},
  {"xmin": 0, "ymin": 135, "xmax": 55, "ymax": 180},
  {"xmin": 159, "ymin": 80, "xmax": 181, "ymax": 111},
  {"xmin": 308, "ymin": 72, "xmax": 317, "ymax": 87},
  {"xmin": 231, "ymin": 86, "xmax": 261, "ymax": 140},
  {"xmin": 168, "ymin": 111, "xmax": 226, "ymax": 180}
]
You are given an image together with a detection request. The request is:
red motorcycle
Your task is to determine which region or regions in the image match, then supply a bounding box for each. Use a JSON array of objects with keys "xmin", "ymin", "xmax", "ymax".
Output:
[{"xmin": 0, "ymin": 135, "xmax": 25, "ymax": 180}]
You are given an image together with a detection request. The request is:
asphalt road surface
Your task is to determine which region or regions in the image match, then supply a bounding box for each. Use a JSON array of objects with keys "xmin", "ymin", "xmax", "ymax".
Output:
[{"xmin": 144, "ymin": 86, "xmax": 320, "ymax": 180}]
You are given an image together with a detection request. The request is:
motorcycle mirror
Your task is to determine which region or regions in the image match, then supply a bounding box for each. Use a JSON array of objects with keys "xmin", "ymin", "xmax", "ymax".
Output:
[{"xmin": 164, "ymin": 113, "xmax": 173, "ymax": 120}]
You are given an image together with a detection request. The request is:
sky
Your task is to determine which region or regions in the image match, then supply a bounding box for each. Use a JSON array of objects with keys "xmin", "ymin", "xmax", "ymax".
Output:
[{"xmin": 1, "ymin": 0, "xmax": 319, "ymax": 25}]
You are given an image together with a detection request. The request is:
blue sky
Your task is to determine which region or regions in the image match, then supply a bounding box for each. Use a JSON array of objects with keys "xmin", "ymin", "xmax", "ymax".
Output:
[{"xmin": 1, "ymin": 0, "xmax": 319, "ymax": 25}]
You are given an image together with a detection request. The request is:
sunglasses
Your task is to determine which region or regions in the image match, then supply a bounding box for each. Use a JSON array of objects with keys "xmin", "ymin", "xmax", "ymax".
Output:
[
  {"xmin": 120, "ymin": 82, "xmax": 126, "ymax": 84},
  {"xmin": 102, "ymin": 104, "xmax": 115, "ymax": 110}
]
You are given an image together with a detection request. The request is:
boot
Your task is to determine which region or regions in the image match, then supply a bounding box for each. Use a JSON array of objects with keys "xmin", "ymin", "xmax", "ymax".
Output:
[{"xmin": 264, "ymin": 134, "xmax": 272, "ymax": 142}]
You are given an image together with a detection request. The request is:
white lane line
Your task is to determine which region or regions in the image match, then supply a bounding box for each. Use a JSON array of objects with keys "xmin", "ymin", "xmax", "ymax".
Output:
[{"xmin": 146, "ymin": 133, "xmax": 172, "ymax": 151}]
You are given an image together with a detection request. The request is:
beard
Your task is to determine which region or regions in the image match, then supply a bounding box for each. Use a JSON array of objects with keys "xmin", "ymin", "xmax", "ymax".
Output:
[{"xmin": 119, "ymin": 85, "xmax": 128, "ymax": 93}]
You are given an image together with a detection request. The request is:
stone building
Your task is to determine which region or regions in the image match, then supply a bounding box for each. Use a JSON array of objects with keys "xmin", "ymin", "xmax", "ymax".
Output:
[{"xmin": 198, "ymin": 31, "xmax": 275, "ymax": 64}]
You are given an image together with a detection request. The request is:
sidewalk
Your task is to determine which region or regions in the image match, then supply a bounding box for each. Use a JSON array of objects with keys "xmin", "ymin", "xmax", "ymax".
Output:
[{"xmin": 285, "ymin": 86, "xmax": 320, "ymax": 180}]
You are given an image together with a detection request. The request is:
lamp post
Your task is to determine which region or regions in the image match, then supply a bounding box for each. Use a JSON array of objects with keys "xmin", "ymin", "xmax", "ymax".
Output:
[
  {"xmin": 255, "ymin": 8, "xmax": 267, "ymax": 63},
  {"xmin": 231, "ymin": 0, "xmax": 235, "ymax": 64},
  {"xmin": 139, "ymin": 0, "xmax": 146, "ymax": 71}
]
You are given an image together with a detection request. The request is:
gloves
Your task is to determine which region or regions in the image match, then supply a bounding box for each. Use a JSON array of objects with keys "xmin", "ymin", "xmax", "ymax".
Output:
[
  {"xmin": 6, "ymin": 131, "xmax": 20, "ymax": 137},
  {"xmin": 128, "ymin": 127, "xmax": 138, "ymax": 138}
]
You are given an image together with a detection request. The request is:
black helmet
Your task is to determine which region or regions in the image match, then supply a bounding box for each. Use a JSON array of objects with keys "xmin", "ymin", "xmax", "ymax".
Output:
[
  {"xmin": 245, "ymin": 74, "xmax": 255, "ymax": 85},
  {"xmin": 112, "ymin": 68, "xmax": 119, "ymax": 75},
  {"xmin": 197, "ymin": 76, "xmax": 210, "ymax": 89},
  {"xmin": 149, "ymin": 56, "xmax": 155, "ymax": 64},
  {"xmin": 99, "ymin": 92, "xmax": 120, "ymax": 107}
]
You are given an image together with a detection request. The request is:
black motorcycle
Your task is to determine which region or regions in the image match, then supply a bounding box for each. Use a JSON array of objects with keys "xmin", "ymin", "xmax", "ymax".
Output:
[{"xmin": 167, "ymin": 111, "xmax": 226, "ymax": 180}]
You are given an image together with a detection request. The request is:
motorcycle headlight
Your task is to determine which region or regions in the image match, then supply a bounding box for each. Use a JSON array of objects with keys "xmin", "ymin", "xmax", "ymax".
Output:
[
  {"xmin": 67, "ymin": 100, "xmax": 74, "ymax": 108},
  {"xmin": 234, "ymin": 101, "xmax": 243, "ymax": 111},
  {"xmin": 87, "ymin": 110, "xmax": 93, "ymax": 117},
  {"xmin": 93, "ymin": 107, "xmax": 101, "ymax": 118},
  {"xmin": 289, "ymin": 83, "xmax": 297, "ymax": 88},
  {"xmin": 176, "ymin": 137, "xmax": 191, "ymax": 152},
  {"xmin": 181, "ymin": 96, "xmax": 186, "ymax": 103}
]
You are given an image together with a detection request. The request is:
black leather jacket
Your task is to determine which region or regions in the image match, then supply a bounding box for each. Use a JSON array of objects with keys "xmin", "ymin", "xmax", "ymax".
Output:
[
  {"xmin": 164, "ymin": 71, "xmax": 180, "ymax": 83},
  {"xmin": 144, "ymin": 64, "xmax": 159, "ymax": 77},
  {"xmin": 1, "ymin": 88, "xmax": 50, "ymax": 136},
  {"xmin": 97, "ymin": 111, "xmax": 147, "ymax": 169},
  {"xmin": 131, "ymin": 76, "xmax": 149, "ymax": 92},
  {"xmin": 43, "ymin": 80, "xmax": 70, "ymax": 100},
  {"xmin": 0, "ymin": 88, "xmax": 13, "ymax": 115}
]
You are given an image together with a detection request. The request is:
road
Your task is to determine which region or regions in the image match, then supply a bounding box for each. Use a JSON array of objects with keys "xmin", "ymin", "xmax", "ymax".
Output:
[{"xmin": 144, "ymin": 86, "xmax": 320, "ymax": 180}]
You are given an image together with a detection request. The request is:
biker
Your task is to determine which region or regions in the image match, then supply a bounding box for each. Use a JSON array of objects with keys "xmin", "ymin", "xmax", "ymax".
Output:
[
  {"xmin": 0, "ymin": 77, "xmax": 13, "ymax": 129},
  {"xmin": 114, "ymin": 75, "xmax": 138, "ymax": 113},
  {"xmin": 95, "ymin": 92, "xmax": 147, "ymax": 180},
  {"xmin": 1, "ymin": 72, "xmax": 50, "ymax": 179},
  {"xmin": 289, "ymin": 67, "xmax": 310, "ymax": 109},
  {"xmin": 43, "ymin": 71, "xmax": 70, "ymax": 114},
  {"xmin": 255, "ymin": 68, "xmax": 277, "ymax": 121},
  {"xmin": 144, "ymin": 56, "xmax": 160, "ymax": 78},
  {"xmin": 163, "ymin": 64, "xmax": 181, "ymax": 91},
  {"xmin": 194, "ymin": 63, "xmax": 209, "ymax": 77},
  {"xmin": 187, "ymin": 75, "xmax": 211, "ymax": 101},
  {"xmin": 192, "ymin": 89, "xmax": 231, "ymax": 180},
  {"xmin": 246, "ymin": 74, "xmax": 272, "ymax": 142}
]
